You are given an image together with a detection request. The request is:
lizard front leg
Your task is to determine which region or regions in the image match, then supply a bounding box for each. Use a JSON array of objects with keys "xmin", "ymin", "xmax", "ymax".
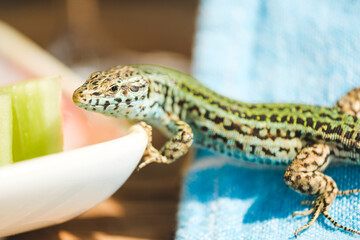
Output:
[
  {"xmin": 138, "ymin": 117, "xmax": 193, "ymax": 169},
  {"xmin": 284, "ymin": 144, "xmax": 360, "ymax": 236}
]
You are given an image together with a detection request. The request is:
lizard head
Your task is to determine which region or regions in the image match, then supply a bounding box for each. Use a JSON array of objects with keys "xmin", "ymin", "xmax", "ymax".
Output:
[{"xmin": 72, "ymin": 65, "xmax": 151, "ymax": 119}]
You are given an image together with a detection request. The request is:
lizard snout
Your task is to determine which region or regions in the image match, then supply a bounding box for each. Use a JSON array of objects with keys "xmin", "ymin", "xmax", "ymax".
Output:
[{"xmin": 72, "ymin": 88, "xmax": 86, "ymax": 106}]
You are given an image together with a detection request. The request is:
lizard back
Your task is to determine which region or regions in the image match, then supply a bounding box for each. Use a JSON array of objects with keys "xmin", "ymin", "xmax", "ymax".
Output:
[{"xmin": 133, "ymin": 65, "xmax": 360, "ymax": 166}]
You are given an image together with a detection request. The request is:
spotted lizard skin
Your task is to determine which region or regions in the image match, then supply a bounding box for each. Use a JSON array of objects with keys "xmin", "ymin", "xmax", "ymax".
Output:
[{"xmin": 73, "ymin": 64, "xmax": 360, "ymax": 237}]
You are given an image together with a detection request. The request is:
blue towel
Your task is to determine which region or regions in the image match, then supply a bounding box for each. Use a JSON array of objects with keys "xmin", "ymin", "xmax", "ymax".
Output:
[{"xmin": 176, "ymin": 0, "xmax": 360, "ymax": 239}]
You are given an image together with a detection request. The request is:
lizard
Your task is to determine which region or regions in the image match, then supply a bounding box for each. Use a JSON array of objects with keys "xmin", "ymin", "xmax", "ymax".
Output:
[{"xmin": 72, "ymin": 64, "xmax": 360, "ymax": 237}]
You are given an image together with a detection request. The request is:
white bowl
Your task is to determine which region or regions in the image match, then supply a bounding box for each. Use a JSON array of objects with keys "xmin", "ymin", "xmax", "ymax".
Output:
[{"xmin": 0, "ymin": 124, "xmax": 147, "ymax": 238}]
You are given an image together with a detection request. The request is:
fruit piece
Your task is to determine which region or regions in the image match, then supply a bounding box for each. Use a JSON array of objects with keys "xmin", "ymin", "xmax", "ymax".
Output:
[
  {"xmin": 1, "ymin": 77, "xmax": 63, "ymax": 162},
  {"xmin": 0, "ymin": 93, "xmax": 12, "ymax": 166}
]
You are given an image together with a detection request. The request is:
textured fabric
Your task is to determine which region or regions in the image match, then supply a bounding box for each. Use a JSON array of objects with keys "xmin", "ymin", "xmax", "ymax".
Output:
[{"xmin": 176, "ymin": 0, "xmax": 360, "ymax": 239}]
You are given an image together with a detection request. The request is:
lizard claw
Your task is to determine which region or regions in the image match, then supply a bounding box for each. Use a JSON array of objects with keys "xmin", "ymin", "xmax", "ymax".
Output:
[{"xmin": 138, "ymin": 146, "xmax": 168, "ymax": 170}]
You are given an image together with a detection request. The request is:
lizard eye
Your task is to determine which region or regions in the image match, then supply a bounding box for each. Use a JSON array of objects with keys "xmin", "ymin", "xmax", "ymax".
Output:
[
  {"xmin": 130, "ymin": 86, "xmax": 139, "ymax": 92},
  {"xmin": 110, "ymin": 85, "xmax": 119, "ymax": 92}
]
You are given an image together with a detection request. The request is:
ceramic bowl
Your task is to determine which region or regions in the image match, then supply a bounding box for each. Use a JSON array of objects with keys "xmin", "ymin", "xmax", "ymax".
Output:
[{"xmin": 0, "ymin": 124, "xmax": 147, "ymax": 238}]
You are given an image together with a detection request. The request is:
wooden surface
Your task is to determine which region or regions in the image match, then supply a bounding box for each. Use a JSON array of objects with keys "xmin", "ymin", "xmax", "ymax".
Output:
[
  {"xmin": 8, "ymin": 130, "xmax": 192, "ymax": 240},
  {"xmin": 0, "ymin": 0, "xmax": 198, "ymax": 58}
]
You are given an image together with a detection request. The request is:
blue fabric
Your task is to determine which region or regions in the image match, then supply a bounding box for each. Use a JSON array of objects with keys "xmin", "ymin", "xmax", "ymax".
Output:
[{"xmin": 176, "ymin": 0, "xmax": 360, "ymax": 239}]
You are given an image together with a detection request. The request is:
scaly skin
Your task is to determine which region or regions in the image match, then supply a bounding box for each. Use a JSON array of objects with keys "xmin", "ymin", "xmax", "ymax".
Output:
[{"xmin": 73, "ymin": 64, "xmax": 360, "ymax": 237}]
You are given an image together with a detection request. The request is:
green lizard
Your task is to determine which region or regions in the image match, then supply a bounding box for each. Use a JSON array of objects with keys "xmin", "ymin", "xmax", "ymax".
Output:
[{"xmin": 72, "ymin": 64, "xmax": 360, "ymax": 237}]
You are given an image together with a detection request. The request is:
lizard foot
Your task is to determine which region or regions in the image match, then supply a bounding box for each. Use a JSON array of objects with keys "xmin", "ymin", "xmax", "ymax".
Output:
[
  {"xmin": 294, "ymin": 195, "xmax": 325, "ymax": 237},
  {"xmin": 293, "ymin": 192, "xmax": 360, "ymax": 237},
  {"xmin": 137, "ymin": 121, "xmax": 169, "ymax": 169},
  {"xmin": 138, "ymin": 145, "xmax": 168, "ymax": 169}
]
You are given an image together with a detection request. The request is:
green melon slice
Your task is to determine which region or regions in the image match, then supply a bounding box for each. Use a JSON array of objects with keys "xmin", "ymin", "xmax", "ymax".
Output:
[
  {"xmin": 1, "ymin": 77, "xmax": 63, "ymax": 162},
  {"xmin": 0, "ymin": 93, "xmax": 12, "ymax": 166}
]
